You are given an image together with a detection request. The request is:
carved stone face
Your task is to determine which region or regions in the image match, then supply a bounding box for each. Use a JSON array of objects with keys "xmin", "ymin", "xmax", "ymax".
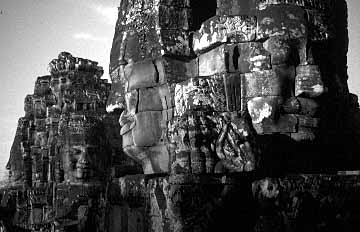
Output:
[
  {"xmin": 59, "ymin": 75, "xmax": 72, "ymax": 91},
  {"xmin": 60, "ymin": 116, "xmax": 111, "ymax": 183},
  {"xmin": 68, "ymin": 144, "xmax": 93, "ymax": 181},
  {"xmin": 34, "ymin": 131, "xmax": 48, "ymax": 148},
  {"xmin": 108, "ymin": 1, "xmax": 346, "ymax": 173}
]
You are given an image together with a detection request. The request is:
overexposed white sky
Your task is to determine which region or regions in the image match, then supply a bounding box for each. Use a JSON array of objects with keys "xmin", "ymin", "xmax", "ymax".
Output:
[{"xmin": 0, "ymin": 0, "xmax": 359, "ymax": 178}]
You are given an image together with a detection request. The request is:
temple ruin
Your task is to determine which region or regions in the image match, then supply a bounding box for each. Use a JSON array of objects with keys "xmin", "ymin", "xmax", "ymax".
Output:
[{"xmin": 1, "ymin": 0, "xmax": 360, "ymax": 231}]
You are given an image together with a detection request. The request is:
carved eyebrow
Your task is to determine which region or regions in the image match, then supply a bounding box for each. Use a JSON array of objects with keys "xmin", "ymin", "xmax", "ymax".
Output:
[
  {"xmin": 70, "ymin": 146, "xmax": 83, "ymax": 151},
  {"xmin": 261, "ymin": 17, "xmax": 275, "ymax": 25},
  {"xmin": 287, "ymin": 13, "xmax": 299, "ymax": 20}
]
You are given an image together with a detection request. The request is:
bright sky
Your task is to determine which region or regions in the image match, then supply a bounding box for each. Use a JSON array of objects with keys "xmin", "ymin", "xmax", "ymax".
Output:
[{"xmin": 0, "ymin": 0, "xmax": 359, "ymax": 179}]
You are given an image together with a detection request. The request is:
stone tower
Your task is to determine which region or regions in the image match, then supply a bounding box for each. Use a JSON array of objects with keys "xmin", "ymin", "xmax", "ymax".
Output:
[{"xmin": 1, "ymin": 0, "xmax": 360, "ymax": 231}]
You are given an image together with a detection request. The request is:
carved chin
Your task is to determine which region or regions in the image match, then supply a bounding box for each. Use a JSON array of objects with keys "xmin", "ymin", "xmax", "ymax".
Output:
[{"xmin": 76, "ymin": 168, "xmax": 91, "ymax": 180}]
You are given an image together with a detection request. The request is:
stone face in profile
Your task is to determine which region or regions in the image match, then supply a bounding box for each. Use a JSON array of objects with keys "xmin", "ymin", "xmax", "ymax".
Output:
[{"xmin": 108, "ymin": 0, "xmax": 354, "ymax": 174}]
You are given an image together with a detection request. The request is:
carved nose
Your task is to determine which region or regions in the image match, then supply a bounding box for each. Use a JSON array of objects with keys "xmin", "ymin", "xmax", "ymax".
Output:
[{"xmin": 76, "ymin": 151, "xmax": 91, "ymax": 180}]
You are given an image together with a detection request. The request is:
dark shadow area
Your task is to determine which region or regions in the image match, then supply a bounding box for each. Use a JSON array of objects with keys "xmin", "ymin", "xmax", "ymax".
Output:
[
  {"xmin": 232, "ymin": 46, "xmax": 240, "ymax": 70},
  {"xmin": 208, "ymin": 182, "xmax": 256, "ymax": 232},
  {"xmin": 190, "ymin": 0, "xmax": 217, "ymax": 30}
]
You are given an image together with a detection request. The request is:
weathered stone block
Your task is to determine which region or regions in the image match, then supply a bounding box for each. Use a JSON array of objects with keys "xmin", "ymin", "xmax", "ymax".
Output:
[
  {"xmin": 282, "ymin": 97, "xmax": 320, "ymax": 116},
  {"xmin": 247, "ymin": 96, "xmax": 283, "ymax": 124},
  {"xmin": 121, "ymin": 108, "xmax": 173, "ymax": 149},
  {"xmin": 122, "ymin": 127, "xmax": 135, "ymax": 149},
  {"xmin": 138, "ymin": 88, "xmax": 162, "ymax": 112},
  {"xmin": 155, "ymin": 57, "xmax": 198, "ymax": 85},
  {"xmin": 291, "ymin": 126, "xmax": 318, "ymax": 142},
  {"xmin": 243, "ymin": 70, "xmax": 285, "ymax": 98},
  {"xmin": 157, "ymin": 29, "xmax": 192, "ymax": 56},
  {"xmin": 153, "ymin": 0, "xmax": 190, "ymax": 7},
  {"xmin": 295, "ymin": 65, "xmax": 325, "ymax": 98},
  {"xmin": 125, "ymin": 89, "xmax": 139, "ymax": 115},
  {"xmin": 263, "ymin": 36, "xmax": 291, "ymax": 65},
  {"xmin": 174, "ymin": 75, "xmax": 227, "ymax": 116},
  {"xmin": 237, "ymin": 42, "xmax": 271, "ymax": 73},
  {"xmin": 193, "ymin": 15, "xmax": 256, "ymax": 53},
  {"xmin": 132, "ymin": 111, "xmax": 165, "ymax": 147},
  {"xmin": 138, "ymin": 85, "xmax": 173, "ymax": 112},
  {"xmin": 112, "ymin": 0, "xmax": 194, "ymax": 66},
  {"xmin": 257, "ymin": 5, "xmax": 307, "ymax": 40},
  {"xmin": 253, "ymin": 114, "xmax": 298, "ymax": 134},
  {"xmin": 199, "ymin": 45, "xmax": 228, "ymax": 76},
  {"xmin": 123, "ymin": 145, "xmax": 170, "ymax": 173},
  {"xmin": 199, "ymin": 43, "xmax": 270, "ymax": 76},
  {"xmin": 156, "ymin": 5, "xmax": 192, "ymax": 30},
  {"xmin": 273, "ymin": 64, "xmax": 296, "ymax": 95},
  {"xmin": 257, "ymin": 0, "xmax": 332, "ymax": 11},
  {"xmin": 119, "ymin": 0, "xmax": 192, "ymax": 29},
  {"xmin": 119, "ymin": 28, "xmax": 192, "ymax": 64},
  {"xmin": 142, "ymin": 145, "xmax": 170, "ymax": 174},
  {"xmin": 121, "ymin": 0, "xmax": 191, "ymax": 10},
  {"xmin": 216, "ymin": 0, "xmax": 257, "ymax": 16},
  {"xmin": 126, "ymin": 60, "xmax": 158, "ymax": 90},
  {"xmin": 297, "ymin": 114, "xmax": 320, "ymax": 128},
  {"xmin": 120, "ymin": 57, "xmax": 198, "ymax": 95}
]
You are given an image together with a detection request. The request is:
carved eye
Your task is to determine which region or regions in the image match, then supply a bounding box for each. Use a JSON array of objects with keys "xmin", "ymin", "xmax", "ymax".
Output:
[
  {"xmin": 261, "ymin": 17, "xmax": 275, "ymax": 25},
  {"xmin": 287, "ymin": 13, "xmax": 299, "ymax": 20},
  {"xmin": 71, "ymin": 148, "xmax": 82, "ymax": 156},
  {"xmin": 61, "ymin": 77, "xmax": 67, "ymax": 84}
]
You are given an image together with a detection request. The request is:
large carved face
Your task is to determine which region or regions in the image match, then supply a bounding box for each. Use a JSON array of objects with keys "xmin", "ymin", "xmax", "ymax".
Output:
[
  {"xmin": 60, "ymin": 115, "xmax": 111, "ymax": 183},
  {"xmin": 108, "ymin": 0, "xmax": 346, "ymax": 174}
]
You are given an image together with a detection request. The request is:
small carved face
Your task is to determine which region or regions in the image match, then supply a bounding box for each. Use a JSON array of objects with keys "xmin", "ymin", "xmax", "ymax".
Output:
[
  {"xmin": 61, "ymin": 117, "xmax": 111, "ymax": 183},
  {"xmin": 35, "ymin": 132, "xmax": 48, "ymax": 148},
  {"xmin": 68, "ymin": 144, "xmax": 95, "ymax": 181},
  {"xmin": 51, "ymin": 77, "xmax": 60, "ymax": 93},
  {"xmin": 59, "ymin": 76, "xmax": 72, "ymax": 91},
  {"xmin": 24, "ymin": 95, "xmax": 33, "ymax": 116}
]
